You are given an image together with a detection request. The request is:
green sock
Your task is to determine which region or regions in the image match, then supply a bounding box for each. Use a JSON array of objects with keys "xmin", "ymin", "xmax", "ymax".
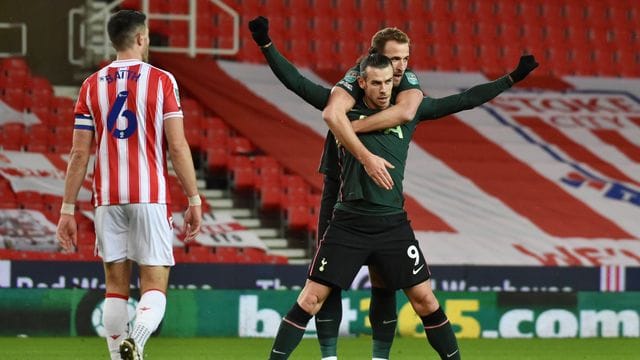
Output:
[
  {"xmin": 370, "ymin": 287, "xmax": 397, "ymax": 359},
  {"xmin": 421, "ymin": 307, "xmax": 460, "ymax": 360},
  {"xmin": 315, "ymin": 288, "xmax": 342, "ymax": 358},
  {"xmin": 269, "ymin": 303, "xmax": 312, "ymax": 360}
]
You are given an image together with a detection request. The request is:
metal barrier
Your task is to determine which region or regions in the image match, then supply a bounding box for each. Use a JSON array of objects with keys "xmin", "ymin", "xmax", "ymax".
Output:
[
  {"xmin": 0, "ymin": 22, "xmax": 27, "ymax": 57},
  {"xmin": 68, "ymin": 0, "xmax": 239, "ymax": 66}
]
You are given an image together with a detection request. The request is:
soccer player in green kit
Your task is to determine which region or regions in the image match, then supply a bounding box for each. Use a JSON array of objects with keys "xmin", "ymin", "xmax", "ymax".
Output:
[
  {"xmin": 250, "ymin": 17, "xmax": 423, "ymax": 360},
  {"xmin": 249, "ymin": 17, "xmax": 538, "ymax": 360}
]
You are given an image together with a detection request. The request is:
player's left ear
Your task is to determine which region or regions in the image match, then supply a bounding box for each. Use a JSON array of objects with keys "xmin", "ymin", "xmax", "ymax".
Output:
[{"xmin": 135, "ymin": 31, "xmax": 145, "ymax": 47}]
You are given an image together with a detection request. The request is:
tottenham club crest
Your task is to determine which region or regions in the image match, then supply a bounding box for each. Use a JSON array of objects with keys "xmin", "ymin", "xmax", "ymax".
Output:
[{"xmin": 319, "ymin": 258, "xmax": 328, "ymax": 272}]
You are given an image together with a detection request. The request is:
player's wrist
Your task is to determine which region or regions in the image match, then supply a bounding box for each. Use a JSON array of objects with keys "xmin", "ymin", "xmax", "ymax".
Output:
[
  {"xmin": 188, "ymin": 194, "xmax": 202, "ymax": 206},
  {"xmin": 60, "ymin": 202, "xmax": 75, "ymax": 215}
]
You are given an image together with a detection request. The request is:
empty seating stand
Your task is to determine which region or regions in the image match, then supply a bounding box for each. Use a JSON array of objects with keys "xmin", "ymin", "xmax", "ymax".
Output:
[{"xmin": 113, "ymin": 0, "xmax": 638, "ymax": 76}]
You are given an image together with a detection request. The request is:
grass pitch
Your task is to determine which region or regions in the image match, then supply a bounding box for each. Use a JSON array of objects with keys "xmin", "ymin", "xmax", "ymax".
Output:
[{"xmin": 0, "ymin": 336, "xmax": 638, "ymax": 359}]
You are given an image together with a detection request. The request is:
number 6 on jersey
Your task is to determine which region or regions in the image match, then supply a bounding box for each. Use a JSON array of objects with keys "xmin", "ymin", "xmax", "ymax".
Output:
[{"xmin": 107, "ymin": 90, "xmax": 138, "ymax": 139}]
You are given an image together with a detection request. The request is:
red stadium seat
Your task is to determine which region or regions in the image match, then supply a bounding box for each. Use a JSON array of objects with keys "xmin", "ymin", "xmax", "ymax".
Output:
[
  {"xmin": 15, "ymin": 191, "xmax": 43, "ymax": 209},
  {"xmin": 120, "ymin": 0, "xmax": 141, "ymax": 10},
  {"xmin": 214, "ymin": 246, "xmax": 240, "ymax": 262},
  {"xmin": 0, "ymin": 85, "xmax": 25, "ymax": 112},
  {"xmin": 180, "ymin": 98, "xmax": 203, "ymax": 119},
  {"xmin": 238, "ymin": 247, "xmax": 267, "ymax": 263},
  {"xmin": 254, "ymin": 167, "xmax": 281, "ymax": 189},
  {"xmin": 228, "ymin": 155, "xmax": 255, "ymax": 190},
  {"xmin": 257, "ymin": 184, "xmax": 284, "ymax": 210},
  {"xmin": 205, "ymin": 147, "xmax": 229, "ymax": 171},
  {"xmin": 0, "ymin": 123, "xmax": 26, "ymax": 150},
  {"xmin": 283, "ymin": 204, "xmax": 312, "ymax": 230},
  {"xmin": 25, "ymin": 76, "xmax": 53, "ymax": 97},
  {"xmin": 228, "ymin": 136, "xmax": 255, "ymax": 155}
]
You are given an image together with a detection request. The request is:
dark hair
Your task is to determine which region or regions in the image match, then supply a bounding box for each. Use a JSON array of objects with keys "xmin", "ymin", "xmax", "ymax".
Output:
[
  {"xmin": 107, "ymin": 10, "xmax": 147, "ymax": 51},
  {"xmin": 368, "ymin": 27, "xmax": 410, "ymax": 55},
  {"xmin": 359, "ymin": 53, "xmax": 392, "ymax": 78}
]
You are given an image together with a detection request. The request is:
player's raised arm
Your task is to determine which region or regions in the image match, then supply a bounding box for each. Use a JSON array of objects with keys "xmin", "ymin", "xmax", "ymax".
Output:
[
  {"xmin": 417, "ymin": 54, "xmax": 539, "ymax": 121},
  {"xmin": 249, "ymin": 16, "xmax": 330, "ymax": 110}
]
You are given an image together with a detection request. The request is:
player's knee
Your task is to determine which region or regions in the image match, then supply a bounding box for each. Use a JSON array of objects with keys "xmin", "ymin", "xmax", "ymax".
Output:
[
  {"xmin": 298, "ymin": 293, "xmax": 323, "ymax": 315},
  {"xmin": 408, "ymin": 289, "xmax": 439, "ymax": 316}
]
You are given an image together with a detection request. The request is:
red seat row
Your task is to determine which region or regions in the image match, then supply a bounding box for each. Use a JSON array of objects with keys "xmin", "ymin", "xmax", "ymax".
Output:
[{"xmin": 122, "ymin": 0, "xmax": 639, "ymax": 77}]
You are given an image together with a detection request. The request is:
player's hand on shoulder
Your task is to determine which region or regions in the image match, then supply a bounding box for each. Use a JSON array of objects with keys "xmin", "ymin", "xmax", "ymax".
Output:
[
  {"xmin": 509, "ymin": 54, "xmax": 539, "ymax": 83},
  {"xmin": 248, "ymin": 16, "xmax": 271, "ymax": 47}
]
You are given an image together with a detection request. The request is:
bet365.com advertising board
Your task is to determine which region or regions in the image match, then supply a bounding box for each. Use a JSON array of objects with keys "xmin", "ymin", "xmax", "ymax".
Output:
[{"xmin": 0, "ymin": 289, "xmax": 638, "ymax": 339}]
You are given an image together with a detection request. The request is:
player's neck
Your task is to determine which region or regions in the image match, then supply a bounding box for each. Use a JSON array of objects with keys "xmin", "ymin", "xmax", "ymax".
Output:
[{"xmin": 116, "ymin": 50, "xmax": 143, "ymax": 62}]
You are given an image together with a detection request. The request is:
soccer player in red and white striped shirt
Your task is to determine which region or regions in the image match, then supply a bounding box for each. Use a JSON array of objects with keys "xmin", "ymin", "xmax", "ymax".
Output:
[{"xmin": 56, "ymin": 10, "xmax": 201, "ymax": 360}]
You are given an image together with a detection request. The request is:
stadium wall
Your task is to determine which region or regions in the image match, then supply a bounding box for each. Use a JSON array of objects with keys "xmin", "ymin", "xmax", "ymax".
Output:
[
  {"xmin": 0, "ymin": 288, "xmax": 638, "ymax": 339},
  {"xmin": 1, "ymin": 260, "xmax": 638, "ymax": 292}
]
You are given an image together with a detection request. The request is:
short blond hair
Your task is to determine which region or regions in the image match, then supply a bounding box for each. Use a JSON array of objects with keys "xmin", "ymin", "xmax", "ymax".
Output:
[{"xmin": 369, "ymin": 27, "xmax": 411, "ymax": 54}]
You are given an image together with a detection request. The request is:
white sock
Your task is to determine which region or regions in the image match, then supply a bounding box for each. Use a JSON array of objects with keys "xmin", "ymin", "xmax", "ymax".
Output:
[
  {"xmin": 322, "ymin": 357, "xmax": 338, "ymax": 360},
  {"xmin": 130, "ymin": 289, "xmax": 166, "ymax": 355},
  {"xmin": 103, "ymin": 294, "xmax": 129, "ymax": 360}
]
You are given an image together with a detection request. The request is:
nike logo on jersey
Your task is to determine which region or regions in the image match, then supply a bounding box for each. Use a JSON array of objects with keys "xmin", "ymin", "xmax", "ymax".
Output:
[
  {"xmin": 382, "ymin": 319, "xmax": 397, "ymax": 325},
  {"xmin": 272, "ymin": 349, "xmax": 286, "ymax": 355},
  {"xmin": 413, "ymin": 264, "xmax": 424, "ymax": 275}
]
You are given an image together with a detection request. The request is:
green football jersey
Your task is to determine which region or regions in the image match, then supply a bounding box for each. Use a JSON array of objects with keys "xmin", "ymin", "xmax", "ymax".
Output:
[
  {"xmin": 334, "ymin": 76, "xmax": 513, "ymax": 215},
  {"xmin": 321, "ymin": 65, "xmax": 422, "ymax": 179}
]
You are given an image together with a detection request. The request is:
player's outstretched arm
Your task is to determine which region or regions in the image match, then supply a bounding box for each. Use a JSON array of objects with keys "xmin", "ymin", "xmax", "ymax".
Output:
[
  {"xmin": 249, "ymin": 16, "xmax": 330, "ymax": 110},
  {"xmin": 322, "ymin": 87, "xmax": 395, "ymax": 190},
  {"xmin": 165, "ymin": 116, "xmax": 202, "ymax": 241},
  {"xmin": 418, "ymin": 54, "xmax": 539, "ymax": 121}
]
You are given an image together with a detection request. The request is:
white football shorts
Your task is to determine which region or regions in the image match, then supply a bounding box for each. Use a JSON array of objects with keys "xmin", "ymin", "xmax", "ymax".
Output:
[{"xmin": 94, "ymin": 203, "xmax": 175, "ymax": 266}]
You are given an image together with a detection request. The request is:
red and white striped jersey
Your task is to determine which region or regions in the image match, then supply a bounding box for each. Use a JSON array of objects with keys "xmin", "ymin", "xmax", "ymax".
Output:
[{"xmin": 73, "ymin": 59, "xmax": 183, "ymax": 207}]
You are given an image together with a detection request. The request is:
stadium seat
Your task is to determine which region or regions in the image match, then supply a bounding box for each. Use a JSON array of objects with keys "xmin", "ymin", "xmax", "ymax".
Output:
[
  {"xmin": 15, "ymin": 191, "xmax": 43, "ymax": 209},
  {"xmin": 0, "ymin": 123, "xmax": 26, "ymax": 150},
  {"xmin": 283, "ymin": 204, "xmax": 312, "ymax": 231},
  {"xmin": 25, "ymin": 76, "xmax": 53, "ymax": 97},
  {"xmin": 205, "ymin": 147, "xmax": 229, "ymax": 171},
  {"xmin": 181, "ymin": 98, "xmax": 203, "ymax": 119},
  {"xmin": 228, "ymin": 155, "xmax": 255, "ymax": 190},
  {"xmin": 454, "ymin": 44, "xmax": 477, "ymax": 72},
  {"xmin": 202, "ymin": 115, "xmax": 231, "ymax": 135},
  {"xmin": 23, "ymin": 92, "xmax": 52, "ymax": 119},
  {"xmin": 228, "ymin": 136, "xmax": 255, "ymax": 155},
  {"xmin": 119, "ymin": 0, "xmax": 141, "ymax": 10},
  {"xmin": 0, "ymin": 85, "xmax": 25, "ymax": 112},
  {"xmin": 257, "ymin": 183, "xmax": 284, "ymax": 210},
  {"xmin": 238, "ymin": 247, "xmax": 267, "ymax": 263},
  {"xmin": 214, "ymin": 246, "xmax": 240, "ymax": 262}
]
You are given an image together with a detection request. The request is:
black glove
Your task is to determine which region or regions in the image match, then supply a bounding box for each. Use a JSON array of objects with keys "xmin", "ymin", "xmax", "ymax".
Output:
[
  {"xmin": 509, "ymin": 54, "xmax": 539, "ymax": 83},
  {"xmin": 248, "ymin": 16, "xmax": 271, "ymax": 47}
]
